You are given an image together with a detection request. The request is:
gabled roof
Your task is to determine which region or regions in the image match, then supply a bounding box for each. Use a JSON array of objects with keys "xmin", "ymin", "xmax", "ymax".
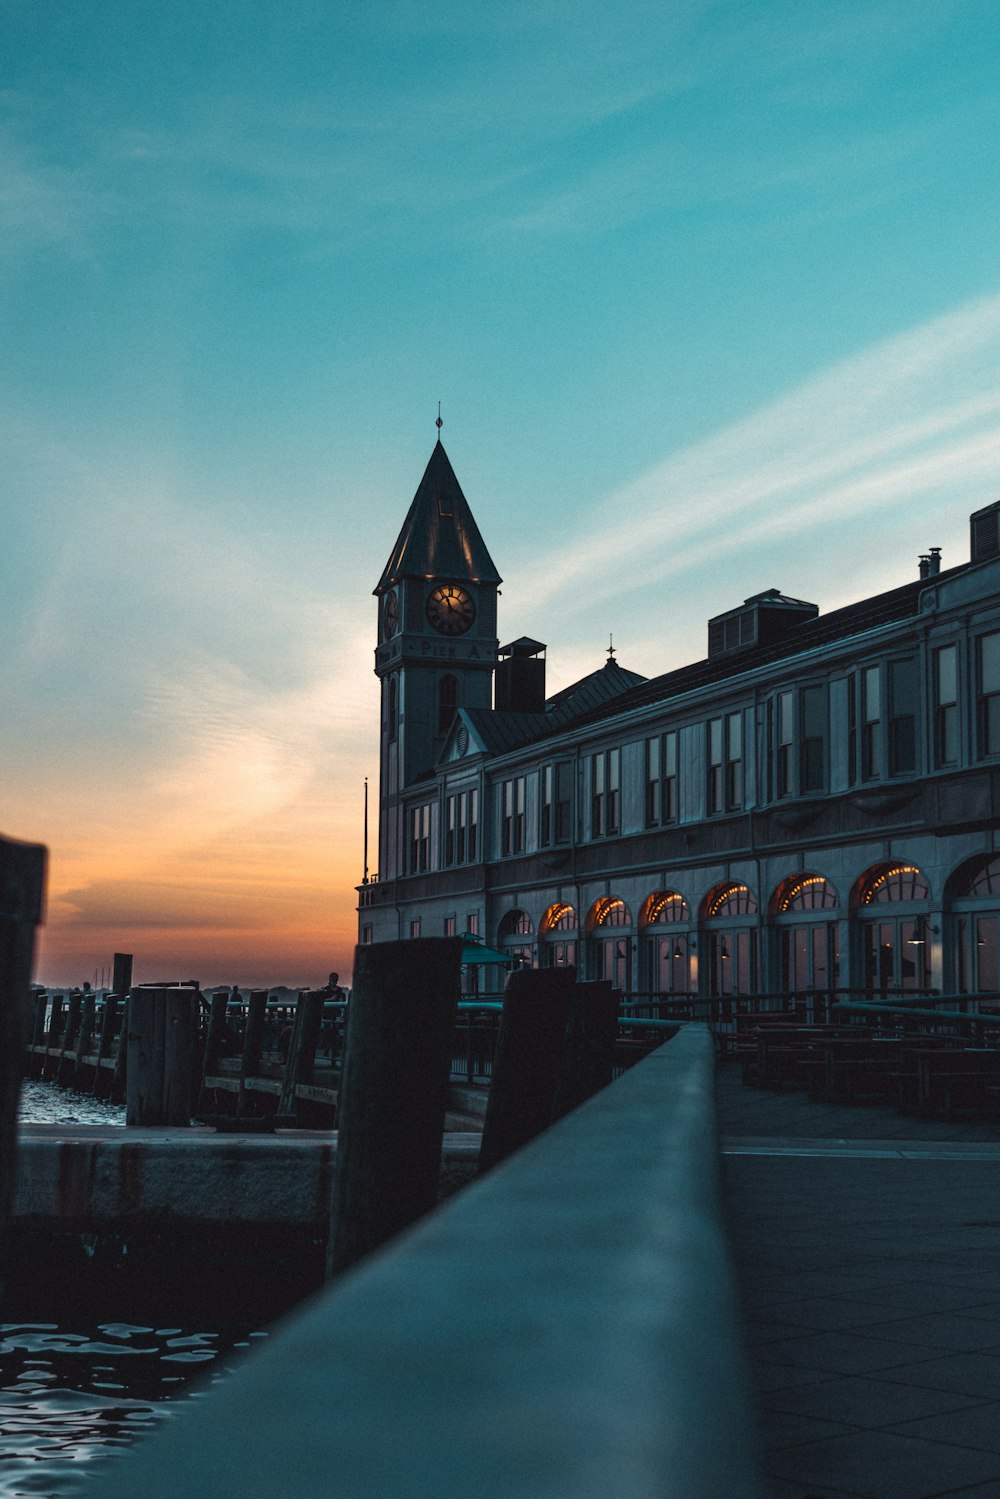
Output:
[
  {"xmin": 375, "ymin": 441, "xmax": 502, "ymax": 594},
  {"xmin": 461, "ymin": 707, "xmax": 551, "ymax": 756},
  {"xmin": 546, "ymin": 658, "xmax": 648, "ymax": 723}
]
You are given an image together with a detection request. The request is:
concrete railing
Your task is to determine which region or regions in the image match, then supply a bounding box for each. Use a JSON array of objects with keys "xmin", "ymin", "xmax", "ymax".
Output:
[{"xmin": 93, "ymin": 1024, "xmax": 764, "ymax": 1499}]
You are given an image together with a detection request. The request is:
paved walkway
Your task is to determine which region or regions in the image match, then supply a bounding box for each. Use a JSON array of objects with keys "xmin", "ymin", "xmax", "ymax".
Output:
[{"xmin": 718, "ymin": 1064, "xmax": 1000, "ymax": 1498}]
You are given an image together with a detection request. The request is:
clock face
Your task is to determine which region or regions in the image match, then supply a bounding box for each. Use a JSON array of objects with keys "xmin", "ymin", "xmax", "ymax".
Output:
[
  {"xmin": 382, "ymin": 590, "xmax": 399, "ymax": 639},
  {"xmin": 426, "ymin": 584, "xmax": 476, "ymax": 636}
]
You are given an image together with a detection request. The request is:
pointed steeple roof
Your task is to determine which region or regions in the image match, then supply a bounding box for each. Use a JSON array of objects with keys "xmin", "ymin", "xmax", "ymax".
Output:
[{"xmin": 375, "ymin": 441, "xmax": 502, "ymax": 594}]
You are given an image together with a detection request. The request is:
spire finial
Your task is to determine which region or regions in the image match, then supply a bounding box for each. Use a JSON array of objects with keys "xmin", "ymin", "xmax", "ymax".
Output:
[
  {"xmin": 436, "ymin": 402, "xmax": 443, "ymax": 439},
  {"xmin": 606, "ymin": 632, "xmax": 616, "ymax": 662}
]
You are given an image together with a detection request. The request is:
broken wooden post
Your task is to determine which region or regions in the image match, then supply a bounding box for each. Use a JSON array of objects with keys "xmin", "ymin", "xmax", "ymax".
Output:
[
  {"xmin": 329, "ymin": 937, "xmax": 463, "ymax": 1277},
  {"xmin": 93, "ymin": 993, "xmax": 119, "ymax": 1096},
  {"xmin": 478, "ymin": 965, "xmax": 577, "ymax": 1174},
  {"xmin": 126, "ymin": 986, "xmax": 196, "ymax": 1126},
  {"xmin": 0, "ymin": 834, "xmax": 46, "ymax": 1305}
]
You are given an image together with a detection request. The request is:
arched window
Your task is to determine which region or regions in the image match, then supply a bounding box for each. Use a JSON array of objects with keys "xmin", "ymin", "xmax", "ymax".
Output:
[
  {"xmin": 641, "ymin": 891, "xmax": 694, "ymax": 995},
  {"xmin": 854, "ymin": 862, "xmax": 930, "ymax": 994},
  {"xmin": 947, "ymin": 854, "xmax": 1000, "ymax": 993},
  {"xmin": 705, "ymin": 884, "xmax": 757, "ymax": 919},
  {"xmin": 640, "ymin": 891, "xmax": 690, "ymax": 925},
  {"xmin": 541, "ymin": 902, "xmax": 575, "ymax": 933},
  {"xmin": 584, "ymin": 897, "xmax": 632, "ymax": 988},
  {"xmin": 771, "ymin": 875, "xmax": 840, "ymax": 993},
  {"xmin": 387, "ymin": 676, "xmax": 398, "ymax": 743},
  {"xmin": 438, "ymin": 674, "xmax": 458, "ymax": 735},
  {"xmin": 497, "ymin": 909, "xmax": 533, "ymax": 938},
  {"xmin": 774, "ymin": 874, "xmax": 838, "ymax": 913},
  {"xmin": 587, "ymin": 897, "xmax": 632, "ymax": 930},
  {"xmin": 702, "ymin": 883, "xmax": 758, "ymax": 997}
]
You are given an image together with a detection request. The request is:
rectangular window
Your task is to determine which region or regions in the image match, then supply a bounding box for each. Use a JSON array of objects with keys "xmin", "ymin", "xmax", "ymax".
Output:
[
  {"xmin": 862, "ymin": 666, "xmax": 881, "ymax": 780},
  {"xmin": 979, "ymin": 633, "xmax": 1000, "ymax": 756},
  {"xmin": 541, "ymin": 764, "xmax": 553, "ymax": 846},
  {"xmin": 777, "ymin": 691, "xmax": 793, "ymax": 797},
  {"xmin": 645, "ymin": 736, "xmax": 660, "ymax": 826},
  {"xmin": 645, "ymin": 732, "xmax": 679, "ymax": 824},
  {"xmin": 800, "ymin": 685, "xmax": 826, "ymax": 793},
  {"xmin": 555, "ymin": 762, "xmax": 571, "ymax": 842},
  {"xmin": 362, "ymin": 925, "xmax": 372, "ymax": 945},
  {"xmin": 935, "ymin": 645, "xmax": 958, "ymax": 766},
  {"xmin": 847, "ymin": 673, "xmax": 858, "ymax": 785},
  {"xmin": 409, "ymin": 919, "xmax": 421, "ymax": 939},
  {"xmin": 443, "ymin": 916, "xmax": 455, "ymax": 936},
  {"xmin": 409, "ymin": 804, "xmax": 430, "ymax": 873},
  {"xmin": 708, "ymin": 717, "xmax": 723, "ymax": 814},
  {"xmin": 888, "ymin": 658, "xmax": 917, "ymax": 775},
  {"xmin": 501, "ymin": 778, "xmax": 525, "ymax": 855},
  {"xmin": 466, "ymin": 913, "xmax": 479, "ymax": 936},
  {"xmin": 468, "ymin": 788, "xmax": 479, "ymax": 861},
  {"xmin": 445, "ymin": 791, "xmax": 476, "ymax": 866},
  {"xmin": 591, "ymin": 750, "xmax": 619, "ymax": 836},
  {"xmin": 725, "ymin": 712, "xmax": 743, "ymax": 809}
]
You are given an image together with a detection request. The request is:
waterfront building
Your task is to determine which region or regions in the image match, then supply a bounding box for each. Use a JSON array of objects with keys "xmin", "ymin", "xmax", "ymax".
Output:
[{"xmin": 358, "ymin": 439, "xmax": 1000, "ymax": 1001}]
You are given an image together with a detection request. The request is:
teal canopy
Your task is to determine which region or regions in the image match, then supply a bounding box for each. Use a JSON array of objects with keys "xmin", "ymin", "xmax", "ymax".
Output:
[{"xmin": 460, "ymin": 935, "xmax": 518, "ymax": 967}]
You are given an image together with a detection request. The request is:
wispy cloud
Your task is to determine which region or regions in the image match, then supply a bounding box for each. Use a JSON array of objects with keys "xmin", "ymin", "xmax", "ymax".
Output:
[{"xmin": 511, "ymin": 290, "xmax": 1000, "ymax": 643}]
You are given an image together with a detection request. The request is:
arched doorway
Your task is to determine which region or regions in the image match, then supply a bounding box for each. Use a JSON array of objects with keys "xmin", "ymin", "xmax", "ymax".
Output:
[
  {"xmin": 771, "ymin": 874, "xmax": 840, "ymax": 993},
  {"xmin": 947, "ymin": 854, "xmax": 1000, "ymax": 994},
  {"xmin": 585, "ymin": 897, "xmax": 632, "ymax": 990},
  {"xmin": 640, "ymin": 890, "xmax": 694, "ymax": 996},
  {"xmin": 702, "ymin": 883, "xmax": 758, "ymax": 997},
  {"xmin": 540, "ymin": 902, "xmax": 577, "ymax": 970},
  {"xmin": 497, "ymin": 908, "xmax": 535, "ymax": 968},
  {"xmin": 853, "ymin": 862, "xmax": 931, "ymax": 995}
]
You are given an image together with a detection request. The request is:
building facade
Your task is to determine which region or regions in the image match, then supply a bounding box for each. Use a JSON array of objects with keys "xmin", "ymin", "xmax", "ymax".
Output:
[{"xmin": 358, "ymin": 440, "xmax": 1000, "ymax": 1001}]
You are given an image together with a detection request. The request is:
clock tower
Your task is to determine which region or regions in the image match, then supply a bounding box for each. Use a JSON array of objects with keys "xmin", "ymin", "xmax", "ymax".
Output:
[{"xmin": 373, "ymin": 439, "xmax": 501, "ymax": 881}]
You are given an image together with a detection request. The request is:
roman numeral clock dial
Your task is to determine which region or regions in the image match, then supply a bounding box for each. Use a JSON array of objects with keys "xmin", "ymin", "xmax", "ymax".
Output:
[{"xmin": 426, "ymin": 584, "xmax": 476, "ymax": 636}]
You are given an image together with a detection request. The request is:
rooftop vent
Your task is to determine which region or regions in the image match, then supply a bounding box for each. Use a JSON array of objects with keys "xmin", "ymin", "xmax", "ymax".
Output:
[{"xmin": 708, "ymin": 589, "xmax": 819, "ymax": 659}]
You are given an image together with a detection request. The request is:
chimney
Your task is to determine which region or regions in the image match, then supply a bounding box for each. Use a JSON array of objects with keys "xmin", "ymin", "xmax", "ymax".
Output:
[
  {"xmin": 928, "ymin": 547, "xmax": 941, "ymax": 576},
  {"xmin": 495, "ymin": 638, "xmax": 546, "ymax": 713},
  {"xmin": 919, "ymin": 555, "xmax": 931, "ymax": 580}
]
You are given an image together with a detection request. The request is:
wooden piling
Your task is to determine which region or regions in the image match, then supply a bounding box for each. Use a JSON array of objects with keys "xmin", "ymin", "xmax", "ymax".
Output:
[
  {"xmin": 197, "ymin": 992, "xmax": 230, "ymax": 1112},
  {"xmin": 29, "ymin": 992, "xmax": 47, "ymax": 1078},
  {"xmin": 277, "ymin": 991, "xmax": 324, "ymax": 1119},
  {"xmin": 55, "ymin": 990, "xmax": 82, "ymax": 1085},
  {"xmin": 478, "ymin": 965, "xmax": 577, "ymax": 1174},
  {"xmin": 237, "ymin": 991, "xmax": 268, "ymax": 1117},
  {"xmin": 72, "ymin": 992, "xmax": 96, "ymax": 1090},
  {"xmin": 41, "ymin": 993, "xmax": 64, "ymax": 1080},
  {"xmin": 93, "ymin": 993, "xmax": 119, "ymax": 1097},
  {"xmin": 0, "ymin": 834, "xmax": 46, "ymax": 1306},
  {"xmin": 112, "ymin": 952, "xmax": 133, "ymax": 997},
  {"xmin": 328, "ymin": 937, "xmax": 463, "ymax": 1277},
  {"xmin": 126, "ymin": 986, "xmax": 195, "ymax": 1126}
]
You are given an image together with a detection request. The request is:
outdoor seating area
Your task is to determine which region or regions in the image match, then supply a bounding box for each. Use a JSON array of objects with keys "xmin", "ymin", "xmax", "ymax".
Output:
[{"xmin": 735, "ymin": 999, "xmax": 1000, "ymax": 1121}]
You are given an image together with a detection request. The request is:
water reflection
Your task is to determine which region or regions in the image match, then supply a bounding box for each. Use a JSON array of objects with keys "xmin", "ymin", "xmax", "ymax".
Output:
[
  {"xmin": 0, "ymin": 1322, "xmax": 264, "ymax": 1496},
  {"xmin": 17, "ymin": 1084, "xmax": 125, "ymax": 1128}
]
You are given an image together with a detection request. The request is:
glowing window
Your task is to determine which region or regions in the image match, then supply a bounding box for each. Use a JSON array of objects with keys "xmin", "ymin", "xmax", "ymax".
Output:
[
  {"xmin": 861, "ymin": 864, "xmax": 929, "ymax": 904},
  {"xmin": 588, "ymin": 897, "xmax": 632, "ymax": 929},
  {"xmin": 777, "ymin": 876, "xmax": 838, "ymax": 913},
  {"xmin": 541, "ymin": 902, "xmax": 576, "ymax": 934},
  {"xmin": 707, "ymin": 884, "xmax": 757, "ymax": 919},
  {"xmin": 642, "ymin": 891, "xmax": 690, "ymax": 925}
]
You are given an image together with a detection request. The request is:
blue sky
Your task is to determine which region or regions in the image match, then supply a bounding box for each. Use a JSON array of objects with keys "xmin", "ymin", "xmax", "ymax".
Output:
[{"xmin": 3, "ymin": 0, "xmax": 1000, "ymax": 983}]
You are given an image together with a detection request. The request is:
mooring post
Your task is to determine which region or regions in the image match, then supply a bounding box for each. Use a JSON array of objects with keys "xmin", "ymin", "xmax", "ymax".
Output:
[
  {"xmin": 197, "ymin": 992, "xmax": 230, "ymax": 1112},
  {"xmin": 0, "ymin": 834, "xmax": 46, "ymax": 1305},
  {"xmin": 55, "ymin": 990, "xmax": 82, "ymax": 1086},
  {"xmin": 237, "ymin": 990, "xmax": 268, "ymax": 1117},
  {"xmin": 93, "ymin": 993, "xmax": 119, "ymax": 1096},
  {"xmin": 72, "ymin": 991, "xmax": 96, "ymax": 1091},
  {"xmin": 28, "ymin": 992, "xmax": 47, "ymax": 1078},
  {"xmin": 110, "ymin": 996, "xmax": 129, "ymax": 1102},
  {"xmin": 41, "ymin": 992, "xmax": 64, "ymax": 1081},
  {"xmin": 277, "ymin": 990, "xmax": 325, "ymax": 1119},
  {"xmin": 478, "ymin": 965, "xmax": 577, "ymax": 1174},
  {"xmin": 551, "ymin": 979, "xmax": 617, "ymax": 1121},
  {"xmin": 162, "ymin": 988, "xmax": 196, "ymax": 1126},
  {"xmin": 328, "ymin": 936, "xmax": 463, "ymax": 1277},
  {"xmin": 112, "ymin": 952, "xmax": 133, "ymax": 998}
]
